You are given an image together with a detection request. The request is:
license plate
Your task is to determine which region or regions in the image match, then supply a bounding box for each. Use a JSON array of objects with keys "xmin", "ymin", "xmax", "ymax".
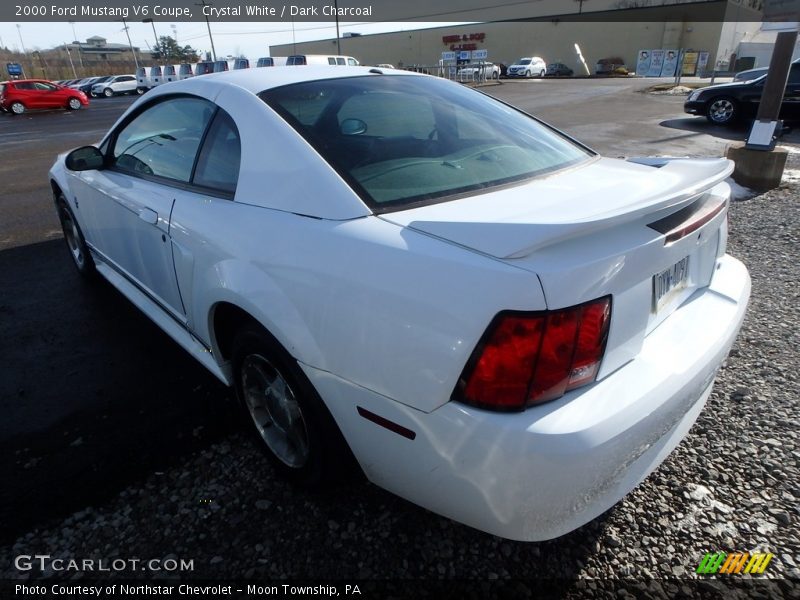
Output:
[{"xmin": 653, "ymin": 256, "xmax": 690, "ymax": 313}]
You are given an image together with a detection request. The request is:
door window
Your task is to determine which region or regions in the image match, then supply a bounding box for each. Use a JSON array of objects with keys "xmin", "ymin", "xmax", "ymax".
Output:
[{"xmin": 112, "ymin": 97, "xmax": 214, "ymax": 182}]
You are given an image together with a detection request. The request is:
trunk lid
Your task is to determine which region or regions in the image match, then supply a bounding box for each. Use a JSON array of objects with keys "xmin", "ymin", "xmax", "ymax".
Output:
[{"xmin": 379, "ymin": 156, "xmax": 733, "ymax": 381}]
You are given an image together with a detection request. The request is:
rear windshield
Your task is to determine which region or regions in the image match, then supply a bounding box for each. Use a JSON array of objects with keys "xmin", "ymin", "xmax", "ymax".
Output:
[{"xmin": 259, "ymin": 75, "xmax": 591, "ymax": 211}]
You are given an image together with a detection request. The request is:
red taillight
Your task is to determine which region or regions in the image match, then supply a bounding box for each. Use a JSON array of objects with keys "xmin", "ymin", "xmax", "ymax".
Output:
[{"xmin": 456, "ymin": 297, "xmax": 611, "ymax": 411}]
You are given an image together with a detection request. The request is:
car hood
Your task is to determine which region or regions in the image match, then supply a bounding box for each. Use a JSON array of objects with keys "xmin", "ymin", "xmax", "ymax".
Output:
[
  {"xmin": 378, "ymin": 156, "xmax": 733, "ymax": 259},
  {"xmin": 696, "ymin": 80, "xmax": 756, "ymax": 94}
]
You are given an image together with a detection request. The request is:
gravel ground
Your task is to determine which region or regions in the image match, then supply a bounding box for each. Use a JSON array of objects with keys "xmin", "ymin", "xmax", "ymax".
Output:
[{"xmin": 2, "ymin": 158, "xmax": 799, "ymax": 598}]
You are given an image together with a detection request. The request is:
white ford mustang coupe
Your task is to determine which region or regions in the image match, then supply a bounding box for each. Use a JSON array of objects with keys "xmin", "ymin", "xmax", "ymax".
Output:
[{"xmin": 49, "ymin": 67, "xmax": 750, "ymax": 541}]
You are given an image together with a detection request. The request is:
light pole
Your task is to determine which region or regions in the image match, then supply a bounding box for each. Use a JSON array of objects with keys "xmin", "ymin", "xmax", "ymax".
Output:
[
  {"xmin": 195, "ymin": 0, "xmax": 217, "ymax": 61},
  {"xmin": 171, "ymin": 24, "xmax": 178, "ymax": 45}
]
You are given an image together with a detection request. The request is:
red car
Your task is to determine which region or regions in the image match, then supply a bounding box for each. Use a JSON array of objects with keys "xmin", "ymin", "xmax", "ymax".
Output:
[{"xmin": 0, "ymin": 79, "xmax": 89, "ymax": 115}]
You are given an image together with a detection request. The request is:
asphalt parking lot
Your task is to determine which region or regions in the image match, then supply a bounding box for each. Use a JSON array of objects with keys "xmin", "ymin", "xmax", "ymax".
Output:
[{"xmin": 1, "ymin": 78, "xmax": 798, "ymax": 594}]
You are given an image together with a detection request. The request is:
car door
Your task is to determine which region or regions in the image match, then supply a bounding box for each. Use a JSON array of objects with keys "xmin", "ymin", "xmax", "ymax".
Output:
[
  {"xmin": 13, "ymin": 82, "xmax": 38, "ymax": 108},
  {"xmin": 34, "ymin": 81, "xmax": 64, "ymax": 108},
  {"xmin": 73, "ymin": 96, "xmax": 216, "ymax": 320},
  {"xmin": 118, "ymin": 75, "xmax": 137, "ymax": 92},
  {"xmin": 780, "ymin": 64, "xmax": 800, "ymax": 120}
]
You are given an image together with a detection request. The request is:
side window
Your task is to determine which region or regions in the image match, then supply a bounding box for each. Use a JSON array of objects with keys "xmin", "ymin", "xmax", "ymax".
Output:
[
  {"xmin": 192, "ymin": 110, "xmax": 241, "ymax": 195},
  {"xmin": 112, "ymin": 97, "xmax": 214, "ymax": 182},
  {"xmin": 347, "ymin": 58, "xmax": 358, "ymax": 66},
  {"xmin": 336, "ymin": 57, "xmax": 346, "ymax": 65},
  {"xmin": 328, "ymin": 57, "xmax": 336, "ymax": 65}
]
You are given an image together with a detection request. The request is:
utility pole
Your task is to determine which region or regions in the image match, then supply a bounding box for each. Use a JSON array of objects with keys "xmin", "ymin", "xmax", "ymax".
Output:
[
  {"xmin": 195, "ymin": 0, "xmax": 217, "ymax": 61},
  {"xmin": 726, "ymin": 27, "xmax": 798, "ymax": 191},
  {"xmin": 64, "ymin": 42, "xmax": 77, "ymax": 78},
  {"xmin": 16, "ymin": 24, "xmax": 27, "ymax": 56},
  {"xmin": 142, "ymin": 18, "xmax": 164, "ymax": 65},
  {"xmin": 68, "ymin": 21, "xmax": 84, "ymax": 72},
  {"xmin": 34, "ymin": 51, "xmax": 47, "ymax": 79},
  {"xmin": 334, "ymin": 0, "xmax": 341, "ymax": 55},
  {"xmin": 120, "ymin": 18, "xmax": 140, "ymax": 70}
]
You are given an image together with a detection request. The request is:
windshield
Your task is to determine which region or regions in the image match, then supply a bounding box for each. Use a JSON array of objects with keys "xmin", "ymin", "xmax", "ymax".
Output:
[
  {"xmin": 260, "ymin": 75, "xmax": 592, "ymax": 211},
  {"xmin": 517, "ymin": 59, "xmax": 532, "ymax": 65}
]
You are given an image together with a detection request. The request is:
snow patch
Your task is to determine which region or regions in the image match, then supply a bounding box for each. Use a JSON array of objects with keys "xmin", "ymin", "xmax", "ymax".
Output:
[
  {"xmin": 782, "ymin": 168, "xmax": 800, "ymax": 183},
  {"xmin": 726, "ymin": 177, "xmax": 758, "ymax": 201}
]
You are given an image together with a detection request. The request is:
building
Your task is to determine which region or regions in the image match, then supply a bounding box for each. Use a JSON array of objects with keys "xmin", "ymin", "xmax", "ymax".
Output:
[
  {"xmin": 63, "ymin": 36, "xmax": 141, "ymax": 65},
  {"xmin": 270, "ymin": 0, "xmax": 762, "ymax": 74}
]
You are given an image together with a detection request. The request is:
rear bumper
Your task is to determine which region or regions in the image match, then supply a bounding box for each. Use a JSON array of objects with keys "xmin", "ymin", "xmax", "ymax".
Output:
[{"xmin": 307, "ymin": 255, "xmax": 750, "ymax": 541}]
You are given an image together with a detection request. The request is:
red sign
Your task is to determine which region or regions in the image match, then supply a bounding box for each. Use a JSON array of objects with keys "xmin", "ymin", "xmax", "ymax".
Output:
[{"xmin": 442, "ymin": 33, "xmax": 486, "ymax": 45}]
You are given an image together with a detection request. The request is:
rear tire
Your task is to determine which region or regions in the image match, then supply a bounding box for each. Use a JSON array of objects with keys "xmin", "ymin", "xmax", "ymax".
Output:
[
  {"xmin": 56, "ymin": 195, "xmax": 96, "ymax": 278},
  {"xmin": 232, "ymin": 324, "xmax": 359, "ymax": 488},
  {"xmin": 10, "ymin": 101, "xmax": 25, "ymax": 115}
]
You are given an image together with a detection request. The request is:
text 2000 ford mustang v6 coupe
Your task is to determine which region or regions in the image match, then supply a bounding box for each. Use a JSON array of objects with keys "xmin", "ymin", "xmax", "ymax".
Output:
[{"xmin": 50, "ymin": 67, "xmax": 750, "ymax": 541}]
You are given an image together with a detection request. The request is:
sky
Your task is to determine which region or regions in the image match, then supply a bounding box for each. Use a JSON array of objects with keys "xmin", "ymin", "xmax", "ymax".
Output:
[{"xmin": 0, "ymin": 21, "xmax": 465, "ymax": 60}]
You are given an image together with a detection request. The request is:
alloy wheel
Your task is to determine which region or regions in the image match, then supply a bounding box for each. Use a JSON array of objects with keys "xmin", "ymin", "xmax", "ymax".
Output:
[{"xmin": 240, "ymin": 353, "xmax": 310, "ymax": 468}]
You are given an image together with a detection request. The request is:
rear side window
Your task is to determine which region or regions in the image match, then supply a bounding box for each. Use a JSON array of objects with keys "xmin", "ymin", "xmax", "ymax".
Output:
[
  {"xmin": 193, "ymin": 110, "xmax": 241, "ymax": 195},
  {"xmin": 261, "ymin": 76, "xmax": 592, "ymax": 210},
  {"xmin": 328, "ymin": 57, "xmax": 336, "ymax": 65},
  {"xmin": 112, "ymin": 97, "xmax": 215, "ymax": 182}
]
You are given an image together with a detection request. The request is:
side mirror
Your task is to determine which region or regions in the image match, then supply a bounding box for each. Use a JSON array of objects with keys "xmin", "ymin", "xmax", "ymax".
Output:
[{"xmin": 65, "ymin": 146, "xmax": 105, "ymax": 171}]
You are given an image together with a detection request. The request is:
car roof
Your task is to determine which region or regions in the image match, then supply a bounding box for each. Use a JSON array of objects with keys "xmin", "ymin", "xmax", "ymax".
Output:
[{"xmin": 182, "ymin": 65, "xmax": 419, "ymax": 94}]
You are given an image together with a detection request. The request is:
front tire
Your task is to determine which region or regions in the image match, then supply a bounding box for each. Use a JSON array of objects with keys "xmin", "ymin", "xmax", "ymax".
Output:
[
  {"xmin": 56, "ymin": 195, "xmax": 96, "ymax": 278},
  {"xmin": 232, "ymin": 324, "xmax": 358, "ymax": 487},
  {"xmin": 525, "ymin": 70, "xmax": 531, "ymax": 78},
  {"xmin": 67, "ymin": 97, "xmax": 82, "ymax": 111},
  {"xmin": 103, "ymin": 88, "xmax": 114, "ymax": 98},
  {"xmin": 706, "ymin": 96, "xmax": 738, "ymax": 125},
  {"xmin": 10, "ymin": 101, "xmax": 25, "ymax": 115}
]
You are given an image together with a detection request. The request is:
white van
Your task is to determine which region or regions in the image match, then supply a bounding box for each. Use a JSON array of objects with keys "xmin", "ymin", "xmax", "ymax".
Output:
[
  {"xmin": 149, "ymin": 66, "xmax": 163, "ymax": 87},
  {"xmin": 177, "ymin": 63, "xmax": 194, "ymax": 80},
  {"xmin": 135, "ymin": 67, "xmax": 148, "ymax": 94},
  {"xmin": 286, "ymin": 54, "xmax": 360, "ymax": 66}
]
